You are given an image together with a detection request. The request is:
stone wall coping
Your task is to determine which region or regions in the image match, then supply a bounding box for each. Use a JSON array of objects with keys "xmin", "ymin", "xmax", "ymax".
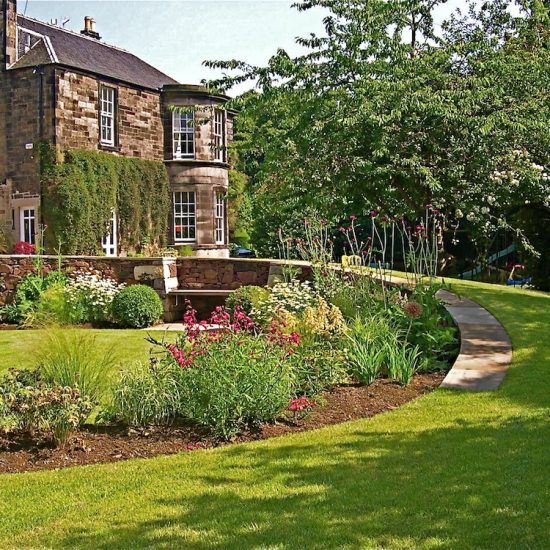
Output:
[{"xmin": 0, "ymin": 255, "xmax": 311, "ymax": 266}]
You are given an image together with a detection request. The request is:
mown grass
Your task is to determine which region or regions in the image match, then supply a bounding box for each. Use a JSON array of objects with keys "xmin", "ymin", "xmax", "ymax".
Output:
[
  {"xmin": 0, "ymin": 279, "xmax": 549, "ymax": 549},
  {"xmin": 0, "ymin": 328, "xmax": 171, "ymax": 373}
]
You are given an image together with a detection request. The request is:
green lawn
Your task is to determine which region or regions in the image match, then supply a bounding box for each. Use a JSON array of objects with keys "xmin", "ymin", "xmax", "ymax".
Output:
[
  {"xmin": 0, "ymin": 328, "xmax": 176, "ymax": 373},
  {"xmin": 0, "ymin": 279, "xmax": 549, "ymax": 549}
]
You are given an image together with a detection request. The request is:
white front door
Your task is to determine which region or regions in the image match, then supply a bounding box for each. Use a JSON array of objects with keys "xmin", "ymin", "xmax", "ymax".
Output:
[
  {"xmin": 101, "ymin": 210, "xmax": 118, "ymax": 257},
  {"xmin": 19, "ymin": 208, "xmax": 36, "ymax": 245}
]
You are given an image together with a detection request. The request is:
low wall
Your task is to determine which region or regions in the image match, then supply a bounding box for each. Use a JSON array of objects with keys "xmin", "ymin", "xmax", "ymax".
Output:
[
  {"xmin": 177, "ymin": 258, "xmax": 272, "ymax": 289},
  {"xmin": 0, "ymin": 256, "xmax": 167, "ymax": 306},
  {"xmin": 0, "ymin": 256, "xmax": 313, "ymax": 321}
]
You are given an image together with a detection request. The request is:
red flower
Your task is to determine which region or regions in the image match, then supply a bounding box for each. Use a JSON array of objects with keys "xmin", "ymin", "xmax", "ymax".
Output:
[
  {"xmin": 288, "ymin": 396, "xmax": 317, "ymax": 411},
  {"xmin": 12, "ymin": 242, "xmax": 36, "ymax": 255}
]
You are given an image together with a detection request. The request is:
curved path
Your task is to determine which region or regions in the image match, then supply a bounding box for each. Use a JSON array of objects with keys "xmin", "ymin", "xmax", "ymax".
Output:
[{"xmin": 437, "ymin": 289, "xmax": 512, "ymax": 391}]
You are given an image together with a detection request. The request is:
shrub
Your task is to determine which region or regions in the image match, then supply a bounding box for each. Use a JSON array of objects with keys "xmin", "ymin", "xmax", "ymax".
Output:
[
  {"xmin": 110, "ymin": 362, "xmax": 181, "ymax": 426},
  {"xmin": 225, "ymin": 285, "xmax": 271, "ymax": 316},
  {"xmin": 38, "ymin": 329, "xmax": 118, "ymax": 403},
  {"xmin": 66, "ymin": 272, "xmax": 124, "ymax": 325},
  {"xmin": 172, "ymin": 331, "xmax": 294, "ymax": 438},
  {"xmin": 301, "ymin": 298, "xmax": 345, "ymax": 339},
  {"xmin": 12, "ymin": 241, "xmax": 36, "ymax": 255},
  {"xmin": 395, "ymin": 284, "xmax": 459, "ymax": 369},
  {"xmin": 177, "ymin": 245, "xmax": 194, "ymax": 257},
  {"xmin": 251, "ymin": 279, "xmax": 318, "ymax": 324},
  {"xmin": 128, "ymin": 306, "xmax": 298, "ymax": 438},
  {"xmin": 112, "ymin": 285, "xmax": 163, "ymax": 328},
  {"xmin": 0, "ymin": 271, "xmax": 68, "ymax": 325},
  {"xmin": 22, "ymin": 284, "xmax": 74, "ymax": 327},
  {"xmin": 0, "ymin": 369, "xmax": 92, "ymax": 446}
]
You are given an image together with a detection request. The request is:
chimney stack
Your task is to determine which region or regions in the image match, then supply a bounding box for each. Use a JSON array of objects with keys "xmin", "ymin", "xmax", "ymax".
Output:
[
  {"xmin": 80, "ymin": 16, "xmax": 101, "ymax": 40},
  {"xmin": 1, "ymin": 0, "xmax": 18, "ymax": 69}
]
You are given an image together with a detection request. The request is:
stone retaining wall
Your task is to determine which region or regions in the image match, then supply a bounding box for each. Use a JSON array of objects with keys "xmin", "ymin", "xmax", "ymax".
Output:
[
  {"xmin": 0, "ymin": 256, "xmax": 313, "ymax": 320},
  {"xmin": 0, "ymin": 256, "xmax": 167, "ymax": 306},
  {"xmin": 176, "ymin": 258, "xmax": 273, "ymax": 289}
]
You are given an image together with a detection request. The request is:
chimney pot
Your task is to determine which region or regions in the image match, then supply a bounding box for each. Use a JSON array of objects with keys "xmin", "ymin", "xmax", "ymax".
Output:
[{"xmin": 81, "ymin": 16, "xmax": 101, "ymax": 40}]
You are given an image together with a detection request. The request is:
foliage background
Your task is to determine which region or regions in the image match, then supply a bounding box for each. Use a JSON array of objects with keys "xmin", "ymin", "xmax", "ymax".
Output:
[{"xmin": 214, "ymin": 0, "xmax": 550, "ymax": 280}]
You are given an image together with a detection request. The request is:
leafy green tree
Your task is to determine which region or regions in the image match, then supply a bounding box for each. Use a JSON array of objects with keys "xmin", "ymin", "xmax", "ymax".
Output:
[{"xmin": 207, "ymin": 0, "xmax": 550, "ymax": 260}]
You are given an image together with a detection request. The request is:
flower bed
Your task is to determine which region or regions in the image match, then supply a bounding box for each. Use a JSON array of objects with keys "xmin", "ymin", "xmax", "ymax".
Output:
[
  {"xmin": 0, "ymin": 214, "xmax": 460, "ymax": 472},
  {"xmin": 0, "ymin": 372, "xmax": 443, "ymax": 474}
]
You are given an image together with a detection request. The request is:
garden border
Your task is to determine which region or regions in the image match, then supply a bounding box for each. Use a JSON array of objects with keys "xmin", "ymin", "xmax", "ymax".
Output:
[{"xmin": 436, "ymin": 289, "xmax": 512, "ymax": 391}]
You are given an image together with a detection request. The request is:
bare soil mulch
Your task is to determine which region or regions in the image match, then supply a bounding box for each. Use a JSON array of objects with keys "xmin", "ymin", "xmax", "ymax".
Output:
[{"xmin": 0, "ymin": 372, "xmax": 445, "ymax": 474}]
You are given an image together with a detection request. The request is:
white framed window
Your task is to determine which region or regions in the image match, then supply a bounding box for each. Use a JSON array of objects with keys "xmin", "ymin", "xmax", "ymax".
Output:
[
  {"xmin": 173, "ymin": 111, "xmax": 195, "ymax": 159},
  {"xmin": 213, "ymin": 109, "xmax": 226, "ymax": 162},
  {"xmin": 215, "ymin": 192, "xmax": 225, "ymax": 244},
  {"xmin": 101, "ymin": 209, "xmax": 118, "ymax": 257},
  {"xmin": 19, "ymin": 208, "xmax": 36, "ymax": 245},
  {"xmin": 100, "ymin": 85, "xmax": 116, "ymax": 146},
  {"xmin": 173, "ymin": 191, "xmax": 196, "ymax": 243}
]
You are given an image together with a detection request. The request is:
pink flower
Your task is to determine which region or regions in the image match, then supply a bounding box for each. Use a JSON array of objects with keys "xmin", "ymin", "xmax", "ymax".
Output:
[
  {"xmin": 12, "ymin": 242, "xmax": 36, "ymax": 255},
  {"xmin": 288, "ymin": 396, "xmax": 317, "ymax": 412},
  {"xmin": 349, "ymin": 215, "xmax": 357, "ymax": 221},
  {"xmin": 370, "ymin": 210, "xmax": 379, "ymax": 218}
]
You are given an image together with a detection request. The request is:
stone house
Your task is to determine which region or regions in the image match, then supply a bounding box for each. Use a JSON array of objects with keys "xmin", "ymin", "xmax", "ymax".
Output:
[{"xmin": 0, "ymin": 0, "xmax": 233, "ymax": 257}]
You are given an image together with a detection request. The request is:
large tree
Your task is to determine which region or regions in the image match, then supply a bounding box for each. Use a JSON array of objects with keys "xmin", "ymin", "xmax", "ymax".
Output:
[{"xmin": 207, "ymin": 0, "xmax": 550, "ymax": 258}]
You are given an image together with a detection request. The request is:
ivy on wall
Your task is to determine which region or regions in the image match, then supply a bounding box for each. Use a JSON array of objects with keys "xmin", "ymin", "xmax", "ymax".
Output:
[{"xmin": 40, "ymin": 144, "xmax": 170, "ymax": 254}]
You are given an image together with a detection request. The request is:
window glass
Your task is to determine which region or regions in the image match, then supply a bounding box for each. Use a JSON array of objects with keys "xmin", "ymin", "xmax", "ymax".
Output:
[
  {"xmin": 174, "ymin": 191, "xmax": 196, "ymax": 242},
  {"xmin": 100, "ymin": 86, "xmax": 115, "ymax": 146},
  {"xmin": 173, "ymin": 111, "xmax": 195, "ymax": 159}
]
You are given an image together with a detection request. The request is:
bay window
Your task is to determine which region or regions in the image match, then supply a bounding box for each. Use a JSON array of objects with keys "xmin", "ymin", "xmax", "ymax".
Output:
[
  {"xmin": 173, "ymin": 191, "xmax": 196, "ymax": 243},
  {"xmin": 173, "ymin": 111, "xmax": 195, "ymax": 159},
  {"xmin": 215, "ymin": 191, "xmax": 225, "ymax": 244},
  {"xmin": 213, "ymin": 109, "xmax": 226, "ymax": 162}
]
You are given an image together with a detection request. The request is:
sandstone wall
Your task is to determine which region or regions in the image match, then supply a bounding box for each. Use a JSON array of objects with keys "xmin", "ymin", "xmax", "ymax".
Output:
[{"xmin": 55, "ymin": 69, "xmax": 164, "ymax": 161}]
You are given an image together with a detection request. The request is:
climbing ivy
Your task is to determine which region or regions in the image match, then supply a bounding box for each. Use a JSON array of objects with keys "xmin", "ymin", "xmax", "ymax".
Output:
[{"xmin": 41, "ymin": 145, "xmax": 170, "ymax": 255}]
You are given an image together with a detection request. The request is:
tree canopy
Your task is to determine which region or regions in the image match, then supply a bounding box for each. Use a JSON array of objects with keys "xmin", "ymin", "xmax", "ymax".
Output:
[{"xmin": 207, "ymin": 0, "xmax": 550, "ymax": 258}]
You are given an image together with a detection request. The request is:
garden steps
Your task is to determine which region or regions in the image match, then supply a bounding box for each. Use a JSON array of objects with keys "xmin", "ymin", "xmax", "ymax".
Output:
[{"xmin": 436, "ymin": 289, "xmax": 512, "ymax": 391}]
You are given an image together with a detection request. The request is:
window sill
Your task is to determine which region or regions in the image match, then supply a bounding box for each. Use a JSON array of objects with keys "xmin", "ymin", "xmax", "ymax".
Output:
[
  {"xmin": 165, "ymin": 159, "xmax": 230, "ymax": 169},
  {"xmin": 99, "ymin": 143, "xmax": 121, "ymax": 153}
]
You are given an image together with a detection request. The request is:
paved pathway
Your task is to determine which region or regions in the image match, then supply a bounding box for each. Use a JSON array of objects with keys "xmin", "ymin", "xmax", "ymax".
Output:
[{"xmin": 437, "ymin": 289, "xmax": 512, "ymax": 391}]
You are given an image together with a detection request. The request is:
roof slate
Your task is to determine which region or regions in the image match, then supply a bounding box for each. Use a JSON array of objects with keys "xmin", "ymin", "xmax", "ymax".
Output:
[{"xmin": 16, "ymin": 15, "xmax": 179, "ymax": 90}]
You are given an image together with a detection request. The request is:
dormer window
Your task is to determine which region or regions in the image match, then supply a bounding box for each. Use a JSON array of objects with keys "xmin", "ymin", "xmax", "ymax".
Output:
[
  {"xmin": 213, "ymin": 109, "xmax": 226, "ymax": 162},
  {"xmin": 173, "ymin": 111, "xmax": 195, "ymax": 159},
  {"xmin": 100, "ymin": 85, "xmax": 116, "ymax": 146}
]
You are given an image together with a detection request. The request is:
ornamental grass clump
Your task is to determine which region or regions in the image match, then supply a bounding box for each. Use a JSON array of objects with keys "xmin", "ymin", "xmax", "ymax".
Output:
[
  {"xmin": 110, "ymin": 362, "xmax": 181, "ymax": 427},
  {"xmin": 38, "ymin": 329, "xmax": 118, "ymax": 403},
  {"xmin": 345, "ymin": 314, "xmax": 423, "ymax": 386}
]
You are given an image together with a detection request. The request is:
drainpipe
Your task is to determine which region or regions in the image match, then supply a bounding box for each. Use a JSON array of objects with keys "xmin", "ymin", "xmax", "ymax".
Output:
[{"xmin": 33, "ymin": 64, "xmax": 45, "ymax": 226}]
